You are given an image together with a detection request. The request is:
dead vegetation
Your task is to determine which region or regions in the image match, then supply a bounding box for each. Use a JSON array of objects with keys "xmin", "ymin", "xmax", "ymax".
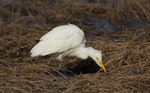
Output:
[{"xmin": 0, "ymin": 0, "xmax": 150, "ymax": 93}]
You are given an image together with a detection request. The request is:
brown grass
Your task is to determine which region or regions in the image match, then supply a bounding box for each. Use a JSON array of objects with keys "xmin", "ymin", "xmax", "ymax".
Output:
[{"xmin": 0, "ymin": 0, "xmax": 150, "ymax": 93}]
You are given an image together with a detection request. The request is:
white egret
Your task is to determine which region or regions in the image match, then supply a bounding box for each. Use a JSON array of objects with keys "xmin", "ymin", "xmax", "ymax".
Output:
[{"xmin": 30, "ymin": 23, "xmax": 106, "ymax": 73}]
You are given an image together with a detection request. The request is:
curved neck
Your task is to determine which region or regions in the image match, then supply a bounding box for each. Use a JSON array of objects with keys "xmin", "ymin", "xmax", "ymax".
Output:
[
  {"xmin": 67, "ymin": 47, "xmax": 98, "ymax": 61},
  {"xmin": 86, "ymin": 47, "xmax": 97, "ymax": 60},
  {"xmin": 68, "ymin": 46, "xmax": 89, "ymax": 59}
]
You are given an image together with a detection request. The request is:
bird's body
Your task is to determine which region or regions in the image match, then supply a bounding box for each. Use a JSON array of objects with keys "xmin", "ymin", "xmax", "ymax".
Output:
[
  {"xmin": 31, "ymin": 24, "xmax": 85, "ymax": 57},
  {"xmin": 30, "ymin": 24, "xmax": 106, "ymax": 72}
]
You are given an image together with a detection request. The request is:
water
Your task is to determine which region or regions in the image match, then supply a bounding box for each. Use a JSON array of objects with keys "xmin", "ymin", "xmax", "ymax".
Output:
[
  {"xmin": 85, "ymin": 16, "xmax": 150, "ymax": 33},
  {"xmin": 77, "ymin": 15, "xmax": 150, "ymax": 41},
  {"xmin": 85, "ymin": 17, "xmax": 116, "ymax": 32}
]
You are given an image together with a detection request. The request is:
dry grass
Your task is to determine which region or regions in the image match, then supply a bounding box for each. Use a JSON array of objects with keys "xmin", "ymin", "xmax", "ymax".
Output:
[{"xmin": 0, "ymin": 0, "xmax": 150, "ymax": 93}]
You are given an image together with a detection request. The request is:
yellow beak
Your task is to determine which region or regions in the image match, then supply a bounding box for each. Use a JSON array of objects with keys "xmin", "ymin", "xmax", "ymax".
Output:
[{"xmin": 99, "ymin": 61, "xmax": 106, "ymax": 73}]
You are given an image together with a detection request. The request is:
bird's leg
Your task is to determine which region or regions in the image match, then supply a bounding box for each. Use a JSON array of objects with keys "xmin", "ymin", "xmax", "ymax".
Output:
[
  {"xmin": 47, "ymin": 57, "xmax": 54, "ymax": 66},
  {"xmin": 56, "ymin": 54, "xmax": 63, "ymax": 62},
  {"xmin": 56, "ymin": 50, "xmax": 71, "ymax": 68},
  {"xmin": 56, "ymin": 54, "xmax": 64, "ymax": 68},
  {"xmin": 47, "ymin": 56, "xmax": 56, "ymax": 66}
]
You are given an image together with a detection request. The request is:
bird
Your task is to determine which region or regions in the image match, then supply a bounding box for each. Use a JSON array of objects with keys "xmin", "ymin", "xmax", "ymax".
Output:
[{"xmin": 30, "ymin": 23, "xmax": 106, "ymax": 73}]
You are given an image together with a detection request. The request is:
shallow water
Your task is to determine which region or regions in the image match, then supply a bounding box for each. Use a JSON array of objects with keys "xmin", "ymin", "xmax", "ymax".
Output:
[
  {"xmin": 85, "ymin": 16, "xmax": 150, "ymax": 32},
  {"xmin": 80, "ymin": 15, "xmax": 150, "ymax": 41},
  {"xmin": 85, "ymin": 17, "xmax": 115, "ymax": 32}
]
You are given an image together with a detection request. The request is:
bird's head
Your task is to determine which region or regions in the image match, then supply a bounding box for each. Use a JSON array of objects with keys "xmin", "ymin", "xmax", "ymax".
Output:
[{"xmin": 88, "ymin": 47, "xmax": 106, "ymax": 73}]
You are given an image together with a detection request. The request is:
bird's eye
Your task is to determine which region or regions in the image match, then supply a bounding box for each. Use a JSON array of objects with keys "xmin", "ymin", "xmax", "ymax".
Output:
[{"xmin": 96, "ymin": 57, "xmax": 99, "ymax": 60}]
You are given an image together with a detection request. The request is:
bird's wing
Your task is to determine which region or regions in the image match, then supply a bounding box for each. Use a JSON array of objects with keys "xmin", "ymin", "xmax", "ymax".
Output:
[
  {"xmin": 30, "ymin": 28, "xmax": 85, "ymax": 57},
  {"xmin": 40, "ymin": 24, "xmax": 82, "ymax": 41}
]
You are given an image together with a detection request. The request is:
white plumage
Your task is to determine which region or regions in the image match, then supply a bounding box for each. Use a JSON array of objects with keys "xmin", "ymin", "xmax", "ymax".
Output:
[{"xmin": 30, "ymin": 24, "xmax": 106, "ymax": 72}]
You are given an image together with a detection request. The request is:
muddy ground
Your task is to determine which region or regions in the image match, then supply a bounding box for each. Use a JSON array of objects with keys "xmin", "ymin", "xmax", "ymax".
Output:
[{"xmin": 0, "ymin": 0, "xmax": 150, "ymax": 93}]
